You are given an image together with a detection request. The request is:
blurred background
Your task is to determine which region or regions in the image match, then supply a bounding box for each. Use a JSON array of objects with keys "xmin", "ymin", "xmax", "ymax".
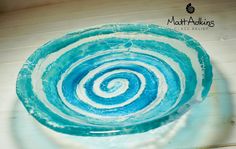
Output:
[{"xmin": 0, "ymin": 0, "xmax": 236, "ymax": 148}]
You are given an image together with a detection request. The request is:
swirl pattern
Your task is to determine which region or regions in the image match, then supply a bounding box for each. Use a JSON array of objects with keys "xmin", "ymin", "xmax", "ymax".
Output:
[{"xmin": 16, "ymin": 24, "xmax": 213, "ymax": 136}]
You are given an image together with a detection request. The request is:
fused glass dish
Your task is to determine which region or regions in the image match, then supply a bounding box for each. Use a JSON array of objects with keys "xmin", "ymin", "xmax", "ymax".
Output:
[{"xmin": 16, "ymin": 24, "xmax": 213, "ymax": 136}]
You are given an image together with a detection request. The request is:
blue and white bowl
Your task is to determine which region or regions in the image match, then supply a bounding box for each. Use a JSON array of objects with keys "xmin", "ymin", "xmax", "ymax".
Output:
[{"xmin": 16, "ymin": 24, "xmax": 213, "ymax": 136}]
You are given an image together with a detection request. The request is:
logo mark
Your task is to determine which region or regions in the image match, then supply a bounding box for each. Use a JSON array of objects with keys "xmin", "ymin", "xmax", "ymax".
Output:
[{"xmin": 186, "ymin": 3, "xmax": 195, "ymax": 14}]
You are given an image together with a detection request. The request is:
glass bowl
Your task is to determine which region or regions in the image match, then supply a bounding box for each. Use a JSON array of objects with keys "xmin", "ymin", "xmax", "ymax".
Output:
[{"xmin": 16, "ymin": 24, "xmax": 213, "ymax": 136}]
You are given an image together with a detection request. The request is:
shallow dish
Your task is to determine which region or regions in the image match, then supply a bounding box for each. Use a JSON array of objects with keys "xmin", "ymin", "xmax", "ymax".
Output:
[{"xmin": 16, "ymin": 24, "xmax": 212, "ymax": 136}]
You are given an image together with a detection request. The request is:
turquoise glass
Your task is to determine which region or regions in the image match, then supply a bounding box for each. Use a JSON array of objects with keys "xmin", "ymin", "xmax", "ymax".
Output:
[{"xmin": 16, "ymin": 24, "xmax": 213, "ymax": 136}]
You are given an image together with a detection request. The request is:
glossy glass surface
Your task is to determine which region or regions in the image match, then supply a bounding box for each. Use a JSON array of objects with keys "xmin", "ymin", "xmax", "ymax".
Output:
[{"xmin": 16, "ymin": 24, "xmax": 213, "ymax": 136}]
